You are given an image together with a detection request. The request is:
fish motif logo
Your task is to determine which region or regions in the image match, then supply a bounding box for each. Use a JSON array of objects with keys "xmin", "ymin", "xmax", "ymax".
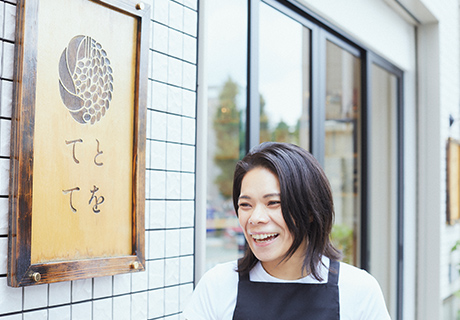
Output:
[{"xmin": 58, "ymin": 35, "xmax": 113, "ymax": 125}]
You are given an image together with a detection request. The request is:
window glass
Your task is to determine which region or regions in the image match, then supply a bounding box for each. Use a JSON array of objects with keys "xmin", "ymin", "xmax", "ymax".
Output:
[
  {"xmin": 205, "ymin": 0, "xmax": 247, "ymax": 271},
  {"xmin": 259, "ymin": 2, "xmax": 311, "ymax": 150},
  {"xmin": 325, "ymin": 41, "xmax": 361, "ymax": 265}
]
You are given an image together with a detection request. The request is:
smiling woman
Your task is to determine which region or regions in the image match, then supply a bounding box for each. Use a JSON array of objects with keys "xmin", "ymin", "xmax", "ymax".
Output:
[{"xmin": 183, "ymin": 142, "xmax": 391, "ymax": 319}]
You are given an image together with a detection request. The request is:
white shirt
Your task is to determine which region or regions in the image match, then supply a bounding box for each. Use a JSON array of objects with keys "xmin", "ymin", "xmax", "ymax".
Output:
[{"xmin": 182, "ymin": 257, "xmax": 391, "ymax": 320}]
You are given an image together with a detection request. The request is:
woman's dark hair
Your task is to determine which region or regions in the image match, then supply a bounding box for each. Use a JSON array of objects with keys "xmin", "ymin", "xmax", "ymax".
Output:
[{"xmin": 233, "ymin": 142, "xmax": 341, "ymax": 281}]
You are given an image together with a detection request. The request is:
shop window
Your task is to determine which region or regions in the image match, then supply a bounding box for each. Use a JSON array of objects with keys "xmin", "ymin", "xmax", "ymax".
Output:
[
  {"xmin": 205, "ymin": 0, "xmax": 247, "ymax": 270},
  {"xmin": 259, "ymin": 1, "xmax": 310, "ymax": 150}
]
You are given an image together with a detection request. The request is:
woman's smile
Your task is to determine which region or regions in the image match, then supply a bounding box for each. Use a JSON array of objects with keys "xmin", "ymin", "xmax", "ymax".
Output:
[{"xmin": 250, "ymin": 232, "xmax": 280, "ymax": 245}]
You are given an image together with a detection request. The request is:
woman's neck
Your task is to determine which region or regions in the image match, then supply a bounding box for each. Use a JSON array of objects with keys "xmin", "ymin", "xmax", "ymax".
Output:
[{"xmin": 261, "ymin": 253, "xmax": 307, "ymax": 280}]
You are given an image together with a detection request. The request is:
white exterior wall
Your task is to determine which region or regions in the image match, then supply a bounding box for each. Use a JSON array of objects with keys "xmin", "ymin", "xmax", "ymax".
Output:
[{"xmin": 0, "ymin": 0, "xmax": 198, "ymax": 319}]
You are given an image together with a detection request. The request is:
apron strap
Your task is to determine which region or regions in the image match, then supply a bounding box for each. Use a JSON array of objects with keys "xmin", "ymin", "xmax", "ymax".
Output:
[{"xmin": 327, "ymin": 259, "xmax": 340, "ymax": 285}]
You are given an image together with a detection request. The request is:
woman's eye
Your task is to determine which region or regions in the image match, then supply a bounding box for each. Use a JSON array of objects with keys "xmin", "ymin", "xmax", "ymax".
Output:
[
  {"xmin": 238, "ymin": 203, "xmax": 251, "ymax": 208},
  {"xmin": 268, "ymin": 200, "xmax": 281, "ymax": 206}
]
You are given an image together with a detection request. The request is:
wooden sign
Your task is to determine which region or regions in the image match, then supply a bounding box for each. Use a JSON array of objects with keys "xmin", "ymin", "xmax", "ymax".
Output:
[
  {"xmin": 447, "ymin": 138, "xmax": 460, "ymax": 224},
  {"xmin": 8, "ymin": 0, "xmax": 149, "ymax": 286}
]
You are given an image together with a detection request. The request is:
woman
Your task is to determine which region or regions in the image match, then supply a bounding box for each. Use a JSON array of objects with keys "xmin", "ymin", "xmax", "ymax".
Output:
[{"xmin": 183, "ymin": 142, "xmax": 390, "ymax": 319}]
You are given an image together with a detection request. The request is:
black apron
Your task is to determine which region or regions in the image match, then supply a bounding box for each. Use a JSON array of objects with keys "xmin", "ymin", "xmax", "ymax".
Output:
[{"xmin": 232, "ymin": 260, "xmax": 340, "ymax": 319}]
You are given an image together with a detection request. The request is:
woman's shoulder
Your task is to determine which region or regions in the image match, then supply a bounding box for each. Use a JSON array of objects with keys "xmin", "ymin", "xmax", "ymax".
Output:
[
  {"xmin": 201, "ymin": 260, "xmax": 239, "ymax": 283},
  {"xmin": 194, "ymin": 260, "xmax": 239, "ymax": 299},
  {"xmin": 338, "ymin": 261, "xmax": 381, "ymax": 290},
  {"xmin": 182, "ymin": 260, "xmax": 239, "ymax": 319},
  {"xmin": 337, "ymin": 261, "xmax": 391, "ymax": 319}
]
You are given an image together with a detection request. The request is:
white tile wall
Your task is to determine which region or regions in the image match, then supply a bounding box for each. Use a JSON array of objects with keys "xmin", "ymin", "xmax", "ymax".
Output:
[
  {"xmin": 179, "ymin": 283, "xmax": 193, "ymax": 312},
  {"xmin": 169, "ymin": 29, "xmax": 184, "ymax": 60},
  {"xmin": 49, "ymin": 306, "xmax": 71, "ymax": 320},
  {"xmin": 166, "ymin": 142, "xmax": 181, "ymax": 171},
  {"xmin": 167, "ymin": 114, "xmax": 182, "ymax": 143},
  {"xmin": 0, "ymin": 314, "xmax": 21, "ymax": 320},
  {"xmin": 165, "ymin": 230, "xmax": 180, "ymax": 257},
  {"xmin": 167, "ymin": 85, "xmax": 183, "ymax": 114},
  {"xmin": 169, "ymin": 1, "xmax": 184, "ymax": 32},
  {"xmin": 24, "ymin": 284, "xmax": 48, "ymax": 310},
  {"xmin": 181, "ymin": 172, "xmax": 195, "ymax": 200},
  {"xmin": 180, "ymin": 201, "xmax": 194, "ymax": 227},
  {"xmin": 0, "ymin": 4, "xmax": 4, "ymax": 40},
  {"xmin": 0, "ymin": 118, "xmax": 11, "ymax": 157},
  {"xmin": 113, "ymin": 273, "xmax": 131, "ymax": 296},
  {"xmin": 164, "ymin": 258, "xmax": 180, "ymax": 286},
  {"xmin": 149, "ymin": 230, "xmax": 166, "ymax": 259},
  {"xmin": 0, "ymin": 198, "xmax": 7, "ymax": 235},
  {"xmin": 166, "ymin": 171, "xmax": 181, "ymax": 199},
  {"xmin": 113, "ymin": 295, "xmax": 131, "ymax": 320},
  {"xmin": 92, "ymin": 298, "xmax": 112, "ymax": 320},
  {"xmin": 23, "ymin": 310, "xmax": 47, "ymax": 320},
  {"xmin": 72, "ymin": 279, "xmax": 92, "ymax": 303},
  {"xmin": 150, "ymin": 111, "xmax": 168, "ymax": 141},
  {"xmin": 183, "ymin": 0, "xmax": 197, "ymax": 11},
  {"xmin": 71, "ymin": 302, "xmax": 92, "ymax": 320},
  {"xmin": 152, "ymin": 82, "xmax": 168, "ymax": 112},
  {"xmin": 152, "ymin": 51, "xmax": 169, "ymax": 83},
  {"xmin": 3, "ymin": 3, "xmax": 15, "ymax": 41},
  {"xmin": 131, "ymin": 292, "xmax": 148, "ymax": 320},
  {"xmin": 183, "ymin": 7, "xmax": 197, "ymax": 37},
  {"xmin": 152, "ymin": 22, "xmax": 169, "ymax": 54},
  {"xmin": 0, "ymin": 278, "xmax": 22, "ymax": 314},
  {"xmin": 182, "ymin": 90, "xmax": 196, "ymax": 118},
  {"xmin": 0, "ymin": 0, "xmax": 197, "ymax": 318},
  {"xmin": 180, "ymin": 228, "xmax": 194, "ymax": 256},
  {"xmin": 131, "ymin": 268, "xmax": 148, "ymax": 292},
  {"xmin": 166, "ymin": 200, "xmax": 181, "ymax": 228},
  {"xmin": 168, "ymin": 57, "xmax": 183, "ymax": 87},
  {"xmin": 1, "ymin": 42, "xmax": 13, "ymax": 79},
  {"xmin": 180, "ymin": 256, "xmax": 194, "ymax": 283},
  {"xmin": 0, "ymin": 80, "xmax": 12, "ymax": 117},
  {"xmin": 148, "ymin": 288, "xmax": 165, "ymax": 318},
  {"xmin": 0, "ymin": 237, "xmax": 6, "ymax": 274},
  {"xmin": 164, "ymin": 285, "xmax": 179, "ymax": 315},
  {"xmin": 150, "ymin": 200, "xmax": 166, "ymax": 229},
  {"xmin": 0, "ymin": 159, "xmax": 9, "ymax": 195},
  {"xmin": 93, "ymin": 276, "xmax": 112, "ymax": 299},
  {"xmin": 148, "ymin": 259, "xmax": 165, "ymax": 290},
  {"xmin": 153, "ymin": 0, "xmax": 169, "ymax": 25},
  {"xmin": 49, "ymin": 281, "xmax": 71, "ymax": 306}
]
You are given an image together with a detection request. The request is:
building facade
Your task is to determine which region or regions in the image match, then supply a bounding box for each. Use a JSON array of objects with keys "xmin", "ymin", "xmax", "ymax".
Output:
[{"xmin": 0, "ymin": 0, "xmax": 458, "ymax": 319}]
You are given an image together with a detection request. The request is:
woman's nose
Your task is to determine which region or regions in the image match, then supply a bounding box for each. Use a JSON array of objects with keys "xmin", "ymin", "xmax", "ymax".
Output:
[{"xmin": 249, "ymin": 204, "xmax": 269, "ymax": 224}]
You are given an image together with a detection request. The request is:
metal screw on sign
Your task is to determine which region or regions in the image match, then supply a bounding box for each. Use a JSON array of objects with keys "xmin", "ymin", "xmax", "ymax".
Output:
[{"xmin": 31, "ymin": 272, "xmax": 41, "ymax": 282}]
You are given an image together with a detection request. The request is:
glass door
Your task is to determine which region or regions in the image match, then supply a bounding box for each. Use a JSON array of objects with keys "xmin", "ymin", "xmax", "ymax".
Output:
[{"xmin": 324, "ymin": 40, "xmax": 362, "ymax": 266}]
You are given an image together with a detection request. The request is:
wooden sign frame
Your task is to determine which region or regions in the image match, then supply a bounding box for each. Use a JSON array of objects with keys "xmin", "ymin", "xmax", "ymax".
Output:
[
  {"xmin": 8, "ymin": 0, "xmax": 149, "ymax": 287},
  {"xmin": 447, "ymin": 137, "xmax": 460, "ymax": 225}
]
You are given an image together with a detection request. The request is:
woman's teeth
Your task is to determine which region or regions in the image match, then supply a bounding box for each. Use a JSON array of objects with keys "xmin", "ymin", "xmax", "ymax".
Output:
[{"xmin": 251, "ymin": 233, "xmax": 278, "ymax": 242}]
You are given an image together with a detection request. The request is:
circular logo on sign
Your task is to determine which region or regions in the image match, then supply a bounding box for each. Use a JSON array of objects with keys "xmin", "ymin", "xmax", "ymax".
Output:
[{"xmin": 58, "ymin": 35, "xmax": 113, "ymax": 125}]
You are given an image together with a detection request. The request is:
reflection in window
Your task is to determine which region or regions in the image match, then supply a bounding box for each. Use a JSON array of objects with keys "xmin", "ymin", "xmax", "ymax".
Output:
[
  {"xmin": 259, "ymin": 2, "xmax": 310, "ymax": 150},
  {"xmin": 206, "ymin": 0, "xmax": 247, "ymax": 271},
  {"xmin": 325, "ymin": 41, "xmax": 361, "ymax": 266}
]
